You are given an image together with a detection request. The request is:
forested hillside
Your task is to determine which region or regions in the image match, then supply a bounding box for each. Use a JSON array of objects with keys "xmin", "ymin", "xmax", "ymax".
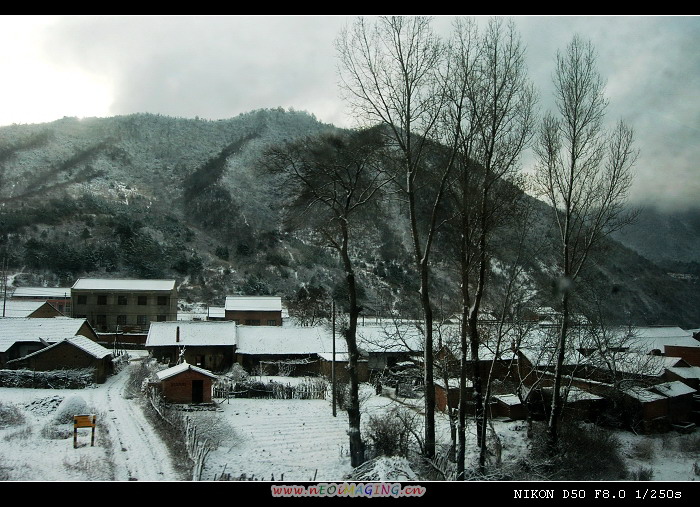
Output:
[{"xmin": 0, "ymin": 110, "xmax": 697, "ymax": 328}]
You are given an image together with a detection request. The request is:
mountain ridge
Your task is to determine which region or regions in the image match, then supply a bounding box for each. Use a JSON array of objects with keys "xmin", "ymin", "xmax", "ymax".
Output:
[{"xmin": 0, "ymin": 111, "xmax": 697, "ymax": 328}]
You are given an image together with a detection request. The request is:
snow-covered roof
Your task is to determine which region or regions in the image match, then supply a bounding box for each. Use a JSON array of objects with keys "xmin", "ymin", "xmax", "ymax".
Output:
[
  {"xmin": 494, "ymin": 394, "xmax": 523, "ymax": 406},
  {"xmin": 156, "ymin": 361, "xmax": 217, "ymax": 381},
  {"xmin": 236, "ymin": 326, "xmax": 345, "ymax": 355},
  {"xmin": 623, "ymin": 386, "xmax": 667, "ymax": 402},
  {"xmin": 0, "ymin": 300, "xmax": 60, "ymax": 318},
  {"xmin": 355, "ymin": 325, "xmax": 424, "ymax": 353},
  {"xmin": 10, "ymin": 335, "xmax": 111, "ymax": 361},
  {"xmin": 208, "ymin": 307, "xmax": 225, "ymax": 319},
  {"xmin": 145, "ymin": 321, "xmax": 236, "ymax": 347},
  {"xmin": 563, "ymin": 386, "xmax": 603, "ymax": 402},
  {"xmin": 11, "ymin": 287, "xmax": 71, "ymax": 299},
  {"xmin": 0, "ymin": 317, "xmax": 92, "ymax": 352},
  {"xmin": 621, "ymin": 327, "xmax": 699, "ymax": 352},
  {"xmin": 650, "ymin": 381, "xmax": 697, "ymax": 398},
  {"xmin": 318, "ymin": 352, "xmax": 351, "ymax": 362},
  {"xmin": 666, "ymin": 365, "xmax": 700, "ymax": 380},
  {"xmin": 72, "ymin": 278, "xmax": 176, "ymax": 291},
  {"xmin": 225, "ymin": 296, "xmax": 282, "ymax": 312}
]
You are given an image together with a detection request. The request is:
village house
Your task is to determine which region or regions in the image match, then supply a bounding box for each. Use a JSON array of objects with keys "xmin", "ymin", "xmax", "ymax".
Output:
[
  {"xmin": 235, "ymin": 325, "xmax": 343, "ymax": 376},
  {"xmin": 224, "ymin": 295, "xmax": 283, "ymax": 326},
  {"xmin": 10, "ymin": 286, "xmax": 72, "ymax": 316},
  {"xmin": 5, "ymin": 335, "xmax": 114, "ymax": 383},
  {"xmin": 153, "ymin": 361, "xmax": 217, "ymax": 404},
  {"xmin": 145, "ymin": 320, "xmax": 237, "ymax": 372},
  {"xmin": 0, "ymin": 317, "xmax": 99, "ymax": 367},
  {"xmin": 71, "ymin": 278, "xmax": 178, "ymax": 333},
  {"xmin": 355, "ymin": 323, "xmax": 424, "ymax": 371}
]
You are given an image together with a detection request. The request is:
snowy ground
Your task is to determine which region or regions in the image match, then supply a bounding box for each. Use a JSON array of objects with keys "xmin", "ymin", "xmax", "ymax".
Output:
[{"xmin": 0, "ymin": 354, "xmax": 698, "ymax": 482}]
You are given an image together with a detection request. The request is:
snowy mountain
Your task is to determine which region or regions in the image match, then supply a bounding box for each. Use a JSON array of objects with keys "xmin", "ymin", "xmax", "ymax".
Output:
[{"xmin": 0, "ymin": 111, "xmax": 698, "ymax": 328}]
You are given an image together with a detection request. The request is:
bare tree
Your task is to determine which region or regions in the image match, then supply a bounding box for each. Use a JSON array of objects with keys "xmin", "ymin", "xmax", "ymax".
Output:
[
  {"xmin": 441, "ymin": 17, "xmax": 536, "ymax": 478},
  {"xmin": 534, "ymin": 35, "xmax": 638, "ymax": 449},
  {"xmin": 262, "ymin": 127, "xmax": 389, "ymax": 467},
  {"xmin": 336, "ymin": 15, "xmax": 453, "ymax": 458}
]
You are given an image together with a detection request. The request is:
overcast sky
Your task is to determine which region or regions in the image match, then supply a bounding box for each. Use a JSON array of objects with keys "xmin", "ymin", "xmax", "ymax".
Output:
[{"xmin": 0, "ymin": 15, "xmax": 697, "ymax": 211}]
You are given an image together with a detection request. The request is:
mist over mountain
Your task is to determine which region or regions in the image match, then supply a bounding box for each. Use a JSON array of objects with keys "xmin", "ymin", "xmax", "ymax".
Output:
[{"xmin": 0, "ymin": 111, "xmax": 697, "ymax": 328}]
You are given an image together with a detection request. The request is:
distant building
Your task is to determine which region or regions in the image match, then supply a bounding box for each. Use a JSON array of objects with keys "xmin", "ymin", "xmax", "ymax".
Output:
[
  {"xmin": 225, "ymin": 295, "xmax": 283, "ymax": 326},
  {"xmin": 1, "ymin": 300, "xmax": 64, "ymax": 318},
  {"xmin": 71, "ymin": 278, "xmax": 178, "ymax": 333},
  {"xmin": 10, "ymin": 287, "xmax": 72, "ymax": 315}
]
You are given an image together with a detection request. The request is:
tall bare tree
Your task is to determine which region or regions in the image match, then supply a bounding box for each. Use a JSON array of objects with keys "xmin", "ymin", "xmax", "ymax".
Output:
[
  {"xmin": 336, "ymin": 15, "xmax": 453, "ymax": 458},
  {"xmin": 262, "ymin": 127, "xmax": 389, "ymax": 467},
  {"xmin": 534, "ymin": 35, "xmax": 638, "ymax": 448},
  {"xmin": 440, "ymin": 17, "xmax": 536, "ymax": 478}
]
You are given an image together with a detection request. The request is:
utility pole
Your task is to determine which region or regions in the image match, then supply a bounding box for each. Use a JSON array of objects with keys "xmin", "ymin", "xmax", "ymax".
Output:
[
  {"xmin": 332, "ymin": 299, "xmax": 336, "ymax": 417},
  {"xmin": 2, "ymin": 257, "xmax": 7, "ymax": 318}
]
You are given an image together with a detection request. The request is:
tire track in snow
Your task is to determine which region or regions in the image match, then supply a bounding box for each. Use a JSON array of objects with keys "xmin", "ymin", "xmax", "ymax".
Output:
[{"xmin": 99, "ymin": 362, "xmax": 182, "ymax": 481}]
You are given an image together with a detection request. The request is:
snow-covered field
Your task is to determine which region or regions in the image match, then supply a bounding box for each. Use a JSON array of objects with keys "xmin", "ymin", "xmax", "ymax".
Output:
[{"xmin": 0, "ymin": 354, "xmax": 698, "ymax": 482}]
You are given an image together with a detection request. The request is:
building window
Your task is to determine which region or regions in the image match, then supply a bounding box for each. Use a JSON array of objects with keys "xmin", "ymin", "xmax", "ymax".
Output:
[
  {"xmin": 137, "ymin": 315, "xmax": 147, "ymax": 325},
  {"xmin": 118, "ymin": 295, "xmax": 128, "ymax": 305},
  {"xmin": 77, "ymin": 295, "xmax": 87, "ymax": 305},
  {"xmin": 245, "ymin": 319, "xmax": 261, "ymax": 326},
  {"xmin": 157, "ymin": 315, "xmax": 166, "ymax": 322},
  {"xmin": 117, "ymin": 315, "xmax": 127, "ymax": 326},
  {"xmin": 267, "ymin": 320, "xmax": 277, "ymax": 326},
  {"xmin": 138, "ymin": 296, "xmax": 148, "ymax": 306},
  {"xmin": 96, "ymin": 315, "xmax": 107, "ymax": 329},
  {"xmin": 157, "ymin": 296, "xmax": 168, "ymax": 306},
  {"xmin": 97, "ymin": 295, "xmax": 108, "ymax": 305}
]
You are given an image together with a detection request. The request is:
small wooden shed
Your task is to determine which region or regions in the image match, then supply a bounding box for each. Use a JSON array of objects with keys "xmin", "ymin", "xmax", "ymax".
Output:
[
  {"xmin": 492, "ymin": 394, "xmax": 528, "ymax": 420},
  {"xmin": 155, "ymin": 362, "xmax": 217, "ymax": 404}
]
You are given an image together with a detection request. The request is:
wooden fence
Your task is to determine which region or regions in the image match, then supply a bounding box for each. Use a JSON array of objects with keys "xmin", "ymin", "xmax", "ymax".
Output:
[
  {"xmin": 147, "ymin": 388, "xmax": 213, "ymax": 480},
  {"xmin": 213, "ymin": 379, "xmax": 327, "ymax": 401}
]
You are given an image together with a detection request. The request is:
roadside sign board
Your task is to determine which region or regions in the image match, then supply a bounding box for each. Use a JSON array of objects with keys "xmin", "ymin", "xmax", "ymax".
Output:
[{"xmin": 73, "ymin": 414, "xmax": 96, "ymax": 448}]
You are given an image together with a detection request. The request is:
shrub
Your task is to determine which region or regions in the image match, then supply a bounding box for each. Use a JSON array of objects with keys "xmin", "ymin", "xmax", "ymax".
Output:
[
  {"xmin": 0, "ymin": 401, "xmax": 25, "ymax": 428},
  {"xmin": 631, "ymin": 439, "xmax": 655, "ymax": 461},
  {"xmin": 364, "ymin": 407, "xmax": 416, "ymax": 458},
  {"xmin": 629, "ymin": 466, "xmax": 654, "ymax": 481},
  {"xmin": 528, "ymin": 421, "xmax": 628, "ymax": 480}
]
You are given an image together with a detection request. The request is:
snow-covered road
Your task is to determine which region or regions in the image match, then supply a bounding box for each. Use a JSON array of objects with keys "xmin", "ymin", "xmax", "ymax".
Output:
[{"xmin": 83, "ymin": 360, "xmax": 183, "ymax": 481}]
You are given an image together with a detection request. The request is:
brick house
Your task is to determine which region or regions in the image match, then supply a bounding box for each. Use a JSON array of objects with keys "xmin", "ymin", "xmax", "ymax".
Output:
[
  {"xmin": 71, "ymin": 278, "xmax": 178, "ymax": 333},
  {"xmin": 155, "ymin": 362, "xmax": 217, "ymax": 404},
  {"xmin": 0, "ymin": 317, "xmax": 99, "ymax": 367},
  {"xmin": 146, "ymin": 321, "xmax": 237, "ymax": 372},
  {"xmin": 6, "ymin": 335, "xmax": 113, "ymax": 383},
  {"xmin": 224, "ymin": 296, "xmax": 283, "ymax": 326}
]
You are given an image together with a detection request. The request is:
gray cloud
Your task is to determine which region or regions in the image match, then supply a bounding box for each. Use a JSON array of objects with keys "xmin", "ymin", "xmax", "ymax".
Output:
[{"xmin": 36, "ymin": 15, "xmax": 700, "ymax": 211}]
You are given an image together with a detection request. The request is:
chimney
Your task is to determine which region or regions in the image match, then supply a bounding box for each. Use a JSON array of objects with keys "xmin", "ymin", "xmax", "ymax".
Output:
[{"xmin": 176, "ymin": 326, "xmax": 180, "ymax": 343}]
